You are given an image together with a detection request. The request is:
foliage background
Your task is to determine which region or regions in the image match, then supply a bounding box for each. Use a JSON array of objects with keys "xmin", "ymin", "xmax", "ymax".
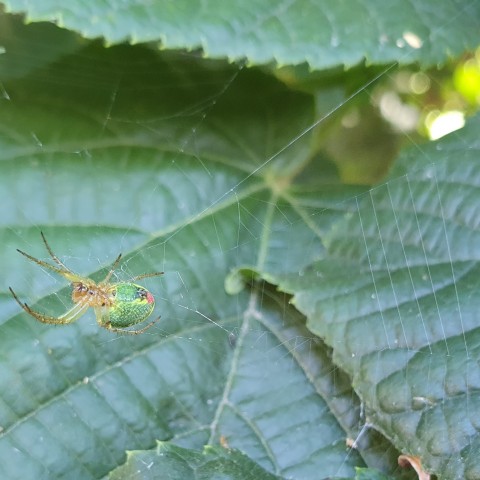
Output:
[{"xmin": 0, "ymin": 1, "xmax": 479, "ymax": 479}]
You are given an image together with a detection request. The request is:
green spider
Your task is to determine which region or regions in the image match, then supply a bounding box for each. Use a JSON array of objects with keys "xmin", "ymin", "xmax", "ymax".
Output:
[{"xmin": 9, "ymin": 233, "xmax": 164, "ymax": 334}]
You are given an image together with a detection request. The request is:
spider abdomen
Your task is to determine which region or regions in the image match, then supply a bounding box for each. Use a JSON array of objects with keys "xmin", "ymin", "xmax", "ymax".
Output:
[{"xmin": 106, "ymin": 282, "xmax": 155, "ymax": 328}]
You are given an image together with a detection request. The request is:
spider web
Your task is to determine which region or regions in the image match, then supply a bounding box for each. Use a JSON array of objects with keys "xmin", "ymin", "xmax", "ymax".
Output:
[{"xmin": 0, "ymin": 6, "xmax": 479, "ymax": 480}]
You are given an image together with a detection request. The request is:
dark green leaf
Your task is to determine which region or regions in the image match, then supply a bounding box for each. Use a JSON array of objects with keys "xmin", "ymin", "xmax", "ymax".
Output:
[
  {"xmin": 3, "ymin": 0, "xmax": 480, "ymax": 69},
  {"xmin": 110, "ymin": 442, "xmax": 285, "ymax": 480},
  {"xmin": 0, "ymin": 29, "xmax": 408, "ymax": 480},
  {"xmin": 355, "ymin": 467, "xmax": 393, "ymax": 480},
  {"xmin": 1, "ymin": 8, "xmax": 475, "ymax": 480},
  {"xmin": 278, "ymin": 114, "xmax": 480, "ymax": 479}
]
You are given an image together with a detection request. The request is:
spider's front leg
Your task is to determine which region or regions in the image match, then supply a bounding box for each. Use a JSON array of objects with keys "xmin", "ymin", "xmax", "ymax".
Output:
[
  {"xmin": 9, "ymin": 287, "xmax": 89, "ymax": 325},
  {"xmin": 15, "ymin": 234, "xmax": 86, "ymax": 285}
]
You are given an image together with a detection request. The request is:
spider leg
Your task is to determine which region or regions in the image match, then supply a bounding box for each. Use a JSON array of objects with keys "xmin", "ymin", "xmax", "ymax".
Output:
[
  {"xmin": 99, "ymin": 252, "xmax": 163, "ymax": 285},
  {"xmin": 100, "ymin": 253, "xmax": 123, "ymax": 284},
  {"xmin": 94, "ymin": 307, "xmax": 159, "ymax": 335},
  {"xmin": 41, "ymin": 232, "xmax": 72, "ymax": 272},
  {"xmin": 107, "ymin": 316, "xmax": 160, "ymax": 335},
  {"xmin": 17, "ymin": 248, "xmax": 67, "ymax": 276},
  {"xmin": 130, "ymin": 272, "xmax": 164, "ymax": 281},
  {"xmin": 16, "ymin": 248, "xmax": 85, "ymax": 283},
  {"xmin": 9, "ymin": 287, "xmax": 88, "ymax": 325}
]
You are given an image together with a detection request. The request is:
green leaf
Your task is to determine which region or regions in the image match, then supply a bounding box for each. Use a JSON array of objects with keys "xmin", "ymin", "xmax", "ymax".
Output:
[
  {"xmin": 354, "ymin": 467, "xmax": 393, "ymax": 480},
  {"xmin": 110, "ymin": 442, "xmax": 285, "ymax": 480},
  {"xmin": 2, "ymin": 8, "xmax": 478, "ymax": 480},
  {"xmin": 278, "ymin": 114, "xmax": 480, "ymax": 479},
  {"xmin": 0, "ymin": 12, "xmax": 85, "ymax": 80},
  {"xmin": 109, "ymin": 445, "xmax": 404, "ymax": 480},
  {"xmin": 109, "ymin": 444, "xmax": 399, "ymax": 480},
  {"xmin": 0, "ymin": 22, "xmax": 412, "ymax": 480},
  {"xmin": 3, "ymin": 0, "xmax": 480, "ymax": 69}
]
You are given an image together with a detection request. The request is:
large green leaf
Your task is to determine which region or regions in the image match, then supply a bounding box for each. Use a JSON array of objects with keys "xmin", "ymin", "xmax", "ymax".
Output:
[
  {"xmin": 0, "ymin": 21, "xmax": 414, "ymax": 480},
  {"xmin": 109, "ymin": 442, "xmax": 395, "ymax": 480},
  {"xmin": 3, "ymin": 0, "xmax": 480, "ymax": 69},
  {"xmin": 110, "ymin": 442, "xmax": 285, "ymax": 480},
  {"xmin": 1, "ymin": 6, "xmax": 478, "ymax": 479},
  {"xmin": 277, "ymin": 115, "xmax": 480, "ymax": 479}
]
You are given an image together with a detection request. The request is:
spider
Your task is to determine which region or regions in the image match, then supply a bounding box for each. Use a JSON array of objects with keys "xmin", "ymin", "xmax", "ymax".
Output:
[{"xmin": 9, "ymin": 233, "xmax": 164, "ymax": 334}]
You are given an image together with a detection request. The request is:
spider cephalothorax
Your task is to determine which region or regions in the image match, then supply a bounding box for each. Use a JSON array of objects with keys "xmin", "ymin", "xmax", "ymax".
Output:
[
  {"xmin": 9, "ymin": 233, "xmax": 163, "ymax": 334},
  {"xmin": 71, "ymin": 281, "xmax": 113, "ymax": 307}
]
